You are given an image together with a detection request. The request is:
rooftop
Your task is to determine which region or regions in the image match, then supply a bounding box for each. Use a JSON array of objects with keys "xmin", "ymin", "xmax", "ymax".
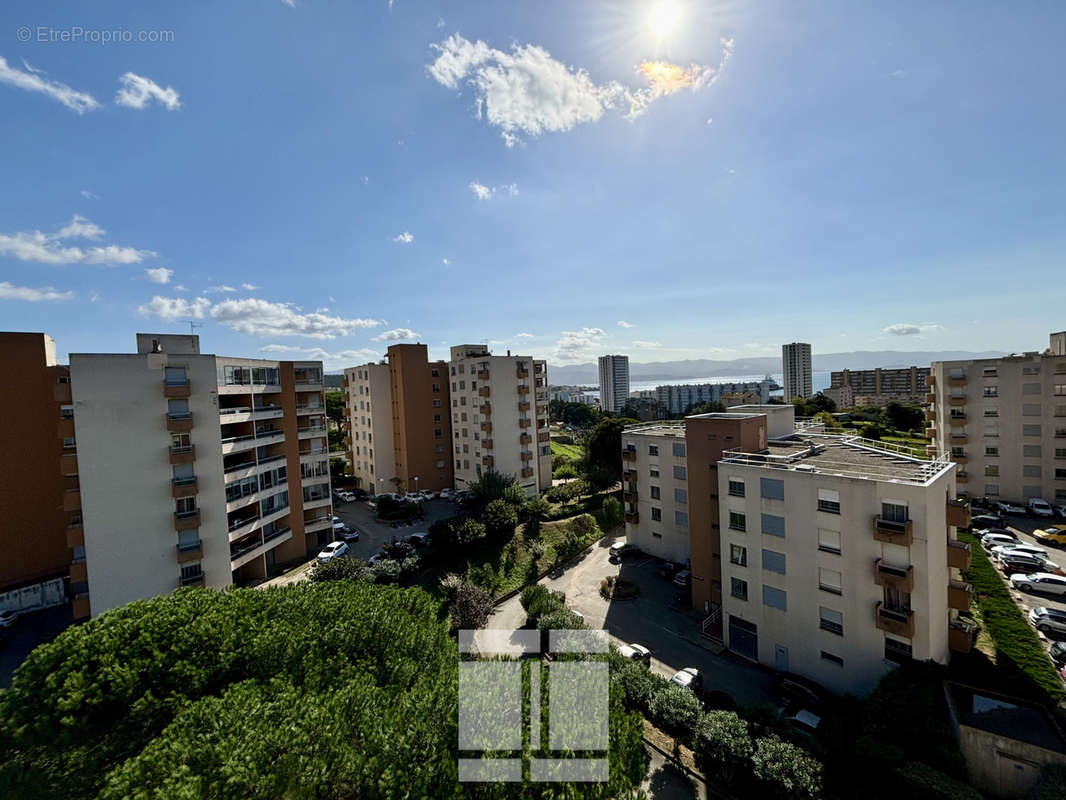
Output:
[
  {"xmin": 721, "ymin": 432, "xmax": 953, "ymax": 485},
  {"xmin": 622, "ymin": 420, "xmax": 688, "ymax": 438},
  {"xmin": 946, "ymin": 683, "xmax": 1066, "ymax": 754}
]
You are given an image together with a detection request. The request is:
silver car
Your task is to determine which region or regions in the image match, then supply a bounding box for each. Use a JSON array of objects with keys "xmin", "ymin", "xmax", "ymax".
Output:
[
  {"xmin": 1029, "ymin": 607, "xmax": 1066, "ymax": 635},
  {"xmin": 1010, "ymin": 573, "xmax": 1066, "ymax": 596}
]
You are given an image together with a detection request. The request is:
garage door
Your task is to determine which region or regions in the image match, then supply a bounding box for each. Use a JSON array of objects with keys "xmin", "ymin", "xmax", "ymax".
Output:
[{"xmin": 728, "ymin": 615, "xmax": 758, "ymax": 662}]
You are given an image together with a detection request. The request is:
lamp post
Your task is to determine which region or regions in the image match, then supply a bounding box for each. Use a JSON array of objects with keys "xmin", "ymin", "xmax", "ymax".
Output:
[{"xmin": 414, "ymin": 476, "xmax": 420, "ymax": 495}]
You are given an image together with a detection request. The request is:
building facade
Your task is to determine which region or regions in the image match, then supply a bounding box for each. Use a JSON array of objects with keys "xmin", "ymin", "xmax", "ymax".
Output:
[
  {"xmin": 930, "ymin": 331, "xmax": 1066, "ymax": 506},
  {"xmin": 717, "ymin": 432, "xmax": 972, "ymax": 694},
  {"xmin": 598, "ymin": 354, "xmax": 630, "ymax": 414},
  {"xmin": 654, "ymin": 380, "xmax": 772, "ymax": 415},
  {"xmin": 621, "ymin": 423, "xmax": 693, "ymax": 564},
  {"xmin": 450, "ymin": 345, "xmax": 551, "ymax": 495},
  {"xmin": 782, "ymin": 342, "xmax": 813, "ymax": 401},
  {"xmin": 69, "ymin": 334, "xmax": 331, "ymax": 618},
  {"xmin": 828, "ymin": 366, "xmax": 930, "ymax": 407},
  {"xmin": 343, "ymin": 361, "xmax": 395, "ymax": 492}
]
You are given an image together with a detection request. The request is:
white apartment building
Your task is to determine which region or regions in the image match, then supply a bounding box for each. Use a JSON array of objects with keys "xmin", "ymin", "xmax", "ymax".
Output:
[
  {"xmin": 343, "ymin": 361, "xmax": 395, "ymax": 492},
  {"xmin": 70, "ymin": 334, "xmax": 331, "ymax": 617},
  {"xmin": 931, "ymin": 331, "xmax": 1066, "ymax": 507},
  {"xmin": 717, "ymin": 432, "xmax": 972, "ymax": 695},
  {"xmin": 450, "ymin": 345, "xmax": 551, "ymax": 495},
  {"xmin": 620, "ymin": 422, "xmax": 693, "ymax": 564},
  {"xmin": 654, "ymin": 380, "xmax": 773, "ymax": 415},
  {"xmin": 598, "ymin": 354, "xmax": 630, "ymax": 414},
  {"xmin": 782, "ymin": 342, "xmax": 813, "ymax": 401}
]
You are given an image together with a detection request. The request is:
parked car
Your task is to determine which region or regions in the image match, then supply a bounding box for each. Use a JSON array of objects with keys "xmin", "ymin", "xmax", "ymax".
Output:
[
  {"xmin": 1056, "ymin": 504, "xmax": 1066, "ymax": 520},
  {"xmin": 971, "ymin": 513, "xmax": 1007, "ymax": 529},
  {"xmin": 609, "ymin": 541, "xmax": 639, "ymax": 562},
  {"xmin": 992, "ymin": 544, "xmax": 1049, "ymax": 561},
  {"xmin": 419, "ymin": 489, "xmax": 439, "ymax": 500},
  {"xmin": 340, "ymin": 527, "xmax": 361, "ymax": 543},
  {"xmin": 996, "ymin": 501, "xmax": 1028, "ymax": 516},
  {"xmin": 407, "ymin": 532, "xmax": 430, "ymax": 548},
  {"xmin": 1030, "ymin": 498, "xmax": 1056, "ymax": 518},
  {"xmin": 981, "ymin": 533, "xmax": 1020, "ymax": 551},
  {"xmin": 672, "ymin": 569, "xmax": 692, "ymax": 588},
  {"xmin": 1033, "ymin": 526, "xmax": 1066, "ymax": 547},
  {"xmin": 774, "ymin": 673, "xmax": 829, "ymax": 713},
  {"xmin": 659, "ymin": 562, "xmax": 682, "ymax": 579},
  {"xmin": 403, "ymin": 492, "xmax": 425, "ymax": 504},
  {"xmin": 332, "ymin": 516, "xmax": 346, "ymax": 533},
  {"xmin": 0, "ymin": 609, "xmax": 18, "ymax": 628},
  {"xmin": 1000, "ymin": 553, "xmax": 1062, "ymax": 576},
  {"xmin": 785, "ymin": 709, "xmax": 822, "ymax": 732},
  {"xmin": 440, "ymin": 488, "xmax": 456, "ymax": 500},
  {"xmin": 618, "ymin": 643, "xmax": 651, "ymax": 666},
  {"xmin": 1010, "ymin": 572, "xmax": 1066, "ymax": 596},
  {"xmin": 317, "ymin": 541, "xmax": 349, "ymax": 563},
  {"xmin": 366, "ymin": 553, "xmax": 384, "ymax": 566},
  {"xmin": 1051, "ymin": 641, "xmax": 1066, "ymax": 666},
  {"xmin": 1029, "ymin": 607, "xmax": 1066, "ymax": 635},
  {"xmin": 669, "ymin": 668, "xmax": 703, "ymax": 692}
]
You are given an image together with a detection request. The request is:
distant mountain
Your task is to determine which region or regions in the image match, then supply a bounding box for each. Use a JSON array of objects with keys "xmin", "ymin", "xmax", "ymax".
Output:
[{"xmin": 545, "ymin": 350, "xmax": 1007, "ymax": 385}]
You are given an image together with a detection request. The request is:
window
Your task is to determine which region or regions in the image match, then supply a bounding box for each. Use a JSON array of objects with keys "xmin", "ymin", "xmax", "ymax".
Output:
[
  {"xmin": 674, "ymin": 488, "xmax": 687, "ymax": 504},
  {"xmin": 649, "ymin": 467, "xmax": 660, "ymax": 478},
  {"xmin": 761, "ymin": 514, "xmax": 786, "ymax": 537},
  {"xmin": 985, "ymin": 446, "xmax": 999, "ymax": 457},
  {"xmin": 165, "ymin": 366, "xmax": 188, "ymax": 386},
  {"xmin": 651, "ymin": 507, "xmax": 662, "ymax": 522},
  {"xmin": 984, "ymin": 483, "xmax": 999, "ymax": 497},
  {"xmin": 728, "ymin": 479, "xmax": 745, "ymax": 497},
  {"xmin": 984, "ymin": 465, "xmax": 999, "ymax": 477},
  {"xmin": 818, "ymin": 567, "xmax": 842, "ymax": 595},
  {"xmin": 984, "ymin": 408, "xmax": 999, "ymax": 418},
  {"xmin": 762, "ymin": 585, "xmax": 787, "ymax": 611},
  {"xmin": 760, "ymin": 478, "xmax": 784, "ymax": 500},
  {"xmin": 674, "ymin": 510, "xmax": 689, "ymax": 526},
  {"xmin": 730, "ymin": 578, "xmax": 748, "ymax": 601},
  {"xmin": 672, "ymin": 442, "xmax": 686, "ymax": 458},
  {"xmin": 820, "ymin": 651, "xmax": 844, "ymax": 667},
  {"xmin": 819, "ymin": 607, "xmax": 843, "ymax": 635},
  {"xmin": 884, "ymin": 638, "xmax": 912, "ymax": 664},
  {"xmin": 650, "ymin": 485, "xmax": 661, "ymax": 500},
  {"xmin": 1024, "ymin": 383, "xmax": 1042, "ymax": 395},
  {"xmin": 1056, "ymin": 385, "xmax": 1066, "ymax": 396},
  {"xmin": 817, "ymin": 488, "xmax": 840, "ymax": 514},
  {"xmin": 729, "ymin": 512, "xmax": 746, "ymax": 531},
  {"xmin": 673, "ymin": 465, "xmax": 687, "ymax": 481},
  {"xmin": 730, "ymin": 544, "xmax": 747, "ymax": 566},
  {"xmin": 881, "ymin": 502, "xmax": 908, "ymax": 523},
  {"xmin": 175, "ymin": 496, "xmax": 197, "ymax": 515},
  {"xmin": 818, "ymin": 528, "xmax": 841, "ymax": 554},
  {"xmin": 1024, "ymin": 465, "xmax": 1042, "ymax": 478},
  {"xmin": 983, "ymin": 385, "xmax": 998, "ymax": 398},
  {"xmin": 62, "ymin": 436, "xmax": 76, "ymax": 448},
  {"xmin": 982, "ymin": 367, "xmax": 998, "ymax": 377},
  {"xmin": 648, "ymin": 445, "xmax": 659, "ymax": 456},
  {"xmin": 1024, "ymin": 366, "xmax": 1041, "ymax": 375},
  {"xmin": 1023, "ymin": 404, "xmax": 1042, "ymax": 417},
  {"xmin": 1024, "ymin": 424, "xmax": 1042, "ymax": 437},
  {"xmin": 1025, "ymin": 445, "xmax": 1043, "ymax": 457},
  {"xmin": 762, "ymin": 549, "xmax": 786, "ymax": 574},
  {"xmin": 1055, "ymin": 468, "xmax": 1066, "ymax": 481},
  {"xmin": 59, "ymin": 404, "xmax": 74, "ymax": 420}
]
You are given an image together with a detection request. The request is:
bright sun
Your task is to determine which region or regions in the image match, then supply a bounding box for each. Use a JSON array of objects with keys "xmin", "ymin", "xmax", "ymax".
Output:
[{"xmin": 647, "ymin": 0, "xmax": 683, "ymax": 40}]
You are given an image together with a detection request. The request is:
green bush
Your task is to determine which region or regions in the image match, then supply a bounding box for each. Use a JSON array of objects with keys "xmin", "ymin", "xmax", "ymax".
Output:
[
  {"xmin": 520, "ymin": 585, "xmax": 568, "ymax": 628},
  {"xmin": 751, "ymin": 734, "xmax": 824, "ymax": 800},
  {"xmin": 308, "ymin": 557, "xmax": 369, "ymax": 583},
  {"xmin": 482, "ymin": 498, "xmax": 519, "ymax": 538},
  {"xmin": 895, "ymin": 762, "xmax": 982, "ymax": 800},
  {"xmin": 649, "ymin": 684, "xmax": 702, "ymax": 739},
  {"xmin": 694, "ymin": 711, "xmax": 754, "ymax": 788},
  {"xmin": 601, "ymin": 496, "xmax": 623, "ymax": 529},
  {"xmin": 537, "ymin": 608, "xmax": 586, "ymax": 632},
  {"xmin": 611, "ymin": 656, "xmax": 662, "ymax": 714},
  {"xmin": 1028, "ymin": 764, "xmax": 1066, "ymax": 800},
  {"xmin": 554, "ymin": 463, "xmax": 579, "ymax": 480},
  {"xmin": 554, "ymin": 433, "xmax": 575, "ymax": 445},
  {"xmin": 369, "ymin": 558, "xmax": 401, "ymax": 583},
  {"xmin": 448, "ymin": 581, "xmax": 493, "ymax": 631}
]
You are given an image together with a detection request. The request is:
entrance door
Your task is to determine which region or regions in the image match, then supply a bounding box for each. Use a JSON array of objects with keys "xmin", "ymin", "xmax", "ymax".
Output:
[
  {"xmin": 774, "ymin": 644, "xmax": 789, "ymax": 672},
  {"xmin": 728, "ymin": 615, "xmax": 758, "ymax": 662}
]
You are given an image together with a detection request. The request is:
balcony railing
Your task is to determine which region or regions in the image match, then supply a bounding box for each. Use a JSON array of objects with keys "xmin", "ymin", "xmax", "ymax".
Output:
[
  {"xmin": 947, "ymin": 539, "xmax": 972, "ymax": 570},
  {"xmin": 263, "ymin": 526, "xmax": 291, "ymax": 543},
  {"xmin": 622, "ymin": 449, "xmax": 637, "ymax": 462},
  {"xmin": 482, "ymin": 439, "xmax": 493, "ymax": 449},
  {"xmin": 169, "ymin": 444, "xmax": 196, "ymax": 465},
  {"xmin": 230, "ymin": 536, "xmax": 265, "ymax": 560},
  {"xmin": 477, "ymin": 370, "xmax": 490, "ymax": 380},
  {"xmin": 517, "ymin": 385, "xmax": 530, "ymax": 395},
  {"xmin": 176, "ymin": 540, "xmax": 203, "ymax": 563},
  {"xmin": 625, "ymin": 511, "xmax": 639, "ymax": 524},
  {"xmin": 875, "ymin": 603, "xmax": 915, "ymax": 638},
  {"xmin": 481, "ymin": 403, "xmax": 492, "ymax": 416},
  {"xmin": 516, "ymin": 368, "xmax": 529, "ymax": 378},
  {"xmin": 946, "ymin": 498, "xmax": 971, "ymax": 528},
  {"xmin": 519, "ymin": 419, "xmax": 531, "ymax": 429},
  {"xmin": 174, "ymin": 509, "xmax": 201, "ymax": 531},
  {"xmin": 480, "ymin": 422, "xmax": 492, "ymax": 433},
  {"xmin": 229, "ymin": 514, "xmax": 260, "ymax": 533},
  {"xmin": 179, "ymin": 572, "xmax": 205, "ymax": 588},
  {"xmin": 166, "ymin": 412, "xmax": 194, "ymax": 433},
  {"xmin": 521, "ymin": 468, "xmax": 534, "ymax": 478},
  {"xmin": 873, "ymin": 516, "xmax": 913, "ymax": 545},
  {"xmin": 948, "ymin": 580, "xmax": 973, "ymax": 611},
  {"xmin": 482, "ymin": 456, "xmax": 495, "ymax": 467},
  {"xmin": 874, "ymin": 560, "xmax": 914, "ymax": 593},
  {"xmin": 949, "ymin": 619, "xmax": 976, "ymax": 653},
  {"xmin": 623, "ymin": 469, "xmax": 637, "ymax": 482},
  {"xmin": 172, "ymin": 476, "xmax": 198, "ymax": 498},
  {"xmin": 297, "ymin": 424, "xmax": 327, "ymax": 435},
  {"xmin": 164, "ymin": 379, "xmax": 191, "ymax": 398}
]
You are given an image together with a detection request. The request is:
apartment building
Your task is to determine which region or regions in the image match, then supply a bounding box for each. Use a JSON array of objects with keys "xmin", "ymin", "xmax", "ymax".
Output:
[
  {"xmin": 782, "ymin": 342, "xmax": 813, "ymax": 401},
  {"xmin": 0, "ymin": 333, "xmax": 77, "ymax": 600},
  {"xmin": 930, "ymin": 331, "xmax": 1066, "ymax": 506},
  {"xmin": 450, "ymin": 345, "xmax": 551, "ymax": 495},
  {"xmin": 69, "ymin": 334, "xmax": 331, "ymax": 618},
  {"xmin": 654, "ymin": 380, "xmax": 772, "ymax": 415},
  {"xmin": 343, "ymin": 345, "xmax": 452, "ymax": 494},
  {"xmin": 620, "ymin": 422, "xmax": 693, "ymax": 564},
  {"xmin": 598, "ymin": 354, "xmax": 630, "ymax": 414},
  {"xmin": 717, "ymin": 432, "xmax": 972, "ymax": 694},
  {"xmin": 827, "ymin": 366, "xmax": 930, "ymax": 408}
]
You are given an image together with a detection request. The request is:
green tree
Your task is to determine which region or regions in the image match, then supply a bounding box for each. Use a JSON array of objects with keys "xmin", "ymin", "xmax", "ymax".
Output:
[
  {"xmin": 468, "ymin": 469, "xmax": 521, "ymax": 514},
  {"xmin": 325, "ymin": 390, "xmax": 345, "ymax": 429},
  {"xmin": 522, "ymin": 496, "xmax": 550, "ymax": 539},
  {"xmin": 884, "ymin": 401, "xmax": 924, "ymax": 433},
  {"xmin": 687, "ymin": 400, "xmax": 726, "ymax": 415},
  {"xmin": 649, "ymin": 684, "xmax": 703, "ymax": 738},
  {"xmin": 814, "ymin": 410, "xmax": 842, "ymax": 431},
  {"xmin": 694, "ymin": 711, "xmax": 755, "ymax": 788},
  {"xmin": 808, "ymin": 392, "xmax": 836, "ymax": 414},
  {"xmin": 751, "ymin": 735, "xmax": 824, "ymax": 800},
  {"xmin": 449, "ymin": 581, "xmax": 494, "ymax": 629},
  {"xmin": 601, "ymin": 496, "xmax": 624, "ymax": 530},
  {"xmin": 308, "ymin": 557, "xmax": 369, "ymax": 583},
  {"xmin": 586, "ymin": 417, "xmax": 639, "ymax": 484},
  {"xmin": 554, "ymin": 462, "xmax": 578, "ymax": 480}
]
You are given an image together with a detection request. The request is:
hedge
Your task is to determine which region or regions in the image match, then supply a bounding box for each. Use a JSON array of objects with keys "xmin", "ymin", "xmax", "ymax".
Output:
[{"xmin": 895, "ymin": 762, "xmax": 982, "ymax": 800}]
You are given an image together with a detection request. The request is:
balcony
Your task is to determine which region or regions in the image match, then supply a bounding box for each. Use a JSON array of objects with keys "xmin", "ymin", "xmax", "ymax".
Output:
[
  {"xmin": 164, "ymin": 379, "xmax": 191, "ymax": 398},
  {"xmin": 538, "ymin": 432, "xmax": 550, "ymax": 443},
  {"xmin": 957, "ymin": 472, "xmax": 969, "ymax": 484},
  {"xmin": 520, "ymin": 451, "xmax": 533, "ymax": 462},
  {"xmin": 63, "ymin": 488, "xmax": 81, "ymax": 512},
  {"xmin": 69, "ymin": 560, "xmax": 87, "ymax": 583},
  {"xmin": 537, "ymin": 417, "xmax": 548, "ymax": 429},
  {"xmin": 170, "ymin": 445, "xmax": 196, "ymax": 465},
  {"xmin": 304, "ymin": 515, "xmax": 332, "ymax": 533},
  {"xmin": 947, "ymin": 539, "xmax": 972, "ymax": 570},
  {"xmin": 946, "ymin": 498, "xmax": 971, "ymax": 528},
  {"xmin": 625, "ymin": 511, "xmax": 639, "ymax": 524},
  {"xmin": 477, "ymin": 369, "xmax": 490, "ymax": 380},
  {"xmin": 480, "ymin": 422, "xmax": 493, "ymax": 435},
  {"xmin": 874, "ymin": 560, "xmax": 914, "ymax": 593},
  {"xmin": 875, "ymin": 603, "xmax": 915, "ymax": 638},
  {"xmin": 482, "ymin": 456, "xmax": 495, "ymax": 467},
  {"xmin": 927, "ymin": 374, "xmax": 936, "ymax": 386},
  {"xmin": 947, "ymin": 375, "xmax": 967, "ymax": 386},
  {"xmin": 516, "ymin": 367, "xmax": 529, "ymax": 378},
  {"xmin": 949, "ymin": 396, "xmax": 966, "ymax": 406},
  {"xmin": 623, "ymin": 469, "xmax": 637, "ymax": 482},
  {"xmin": 66, "ymin": 522, "xmax": 83, "ymax": 548},
  {"xmin": 623, "ymin": 491, "xmax": 637, "ymax": 503},
  {"xmin": 949, "ymin": 619, "xmax": 977, "ymax": 653},
  {"xmin": 925, "ymin": 393, "xmax": 935, "ymax": 404},
  {"xmin": 952, "ymin": 453, "xmax": 969, "ymax": 464},
  {"xmin": 517, "ymin": 385, "xmax": 530, "ymax": 395},
  {"xmin": 925, "ymin": 410, "xmax": 935, "ymax": 421},
  {"xmin": 478, "ymin": 387, "xmax": 491, "ymax": 398},
  {"xmin": 179, "ymin": 572, "xmax": 205, "ymax": 588},
  {"xmin": 949, "ymin": 415, "xmax": 966, "ymax": 426},
  {"xmin": 165, "ymin": 412, "xmax": 194, "ymax": 433},
  {"xmin": 519, "ymin": 433, "xmax": 532, "ymax": 445},
  {"xmin": 873, "ymin": 516, "xmax": 913, "ymax": 546},
  {"xmin": 926, "ymin": 444, "xmax": 938, "ymax": 456},
  {"xmin": 519, "ymin": 419, "xmax": 532, "ymax": 429},
  {"xmin": 481, "ymin": 404, "xmax": 492, "ymax": 416},
  {"xmin": 521, "ymin": 468, "xmax": 534, "ymax": 478},
  {"xmin": 518, "ymin": 401, "xmax": 531, "ymax": 412},
  {"xmin": 176, "ymin": 540, "xmax": 203, "ymax": 563},
  {"xmin": 172, "ymin": 476, "xmax": 198, "ymax": 499},
  {"xmin": 950, "ymin": 432, "xmax": 968, "ymax": 444},
  {"xmin": 174, "ymin": 509, "xmax": 201, "ymax": 531},
  {"xmin": 925, "ymin": 427, "xmax": 937, "ymax": 438},
  {"xmin": 54, "ymin": 381, "xmax": 72, "ymax": 403},
  {"xmin": 482, "ymin": 438, "xmax": 493, "ymax": 449},
  {"xmin": 72, "ymin": 592, "xmax": 90, "ymax": 619},
  {"xmin": 622, "ymin": 449, "xmax": 637, "ymax": 463},
  {"xmin": 295, "ymin": 404, "xmax": 324, "ymax": 416},
  {"xmin": 59, "ymin": 452, "xmax": 78, "ymax": 475},
  {"xmin": 297, "ymin": 424, "xmax": 327, "ymax": 439},
  {"xmin": 57, "ymin": 418, "xmax": 75, "ymax": 440},
  {"xmin": 948, "ymin": 580, "xmax": 973, "ymax": 611}
]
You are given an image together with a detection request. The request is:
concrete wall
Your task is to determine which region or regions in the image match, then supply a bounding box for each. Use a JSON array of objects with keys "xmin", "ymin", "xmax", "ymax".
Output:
[{"xmin": 960, "ymin": 724, "xmax": 1066, "ymax": 798}]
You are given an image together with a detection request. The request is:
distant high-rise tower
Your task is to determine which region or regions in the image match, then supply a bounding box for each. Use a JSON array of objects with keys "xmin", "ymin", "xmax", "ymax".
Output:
[
  {"xmin": 598, "ymin": 354, "xmax": 630, "ymax": 413},
  {"xmin": 782, "ymin": 342, "xmax": 813, "ymax": 400}
]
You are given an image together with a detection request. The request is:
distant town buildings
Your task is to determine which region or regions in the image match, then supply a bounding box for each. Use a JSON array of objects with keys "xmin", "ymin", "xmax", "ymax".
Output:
[
  {"xmin": 598, "ymin": 354, "xmax": 630, "ymax": 414},
  {"xmin": 825, "ymin": 366, "xmax": 930, "ymax": 408},
  {"xmin": 782, "ymin": 342, "xmax": 813, "ymax": 400},
  {"xmin": 549, "ymin": 386, "xmax": 599, "ymax": 407},
  {"xmin": 654, "ymin": 380, "xmax": 772, "ymax": 415},
  {"xmin": 931, "ymin": 330, "xmax": 1066, "ymax": 506}
]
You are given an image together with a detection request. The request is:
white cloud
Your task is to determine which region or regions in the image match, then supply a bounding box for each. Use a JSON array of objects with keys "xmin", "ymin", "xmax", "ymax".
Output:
[
  {"xmin": 361, "ymin": 175, "xmax": 369, "ymax": 185},
  {"xmin": 80, "ymin": 189, "xmax": 101, "ymax": 200},
  {"xmin": 241, "ymin": 282, "xmax": 259, "ymax": 290},
  {"xmin": 0, "ymin": 281, "xmax": 73, "ymax": 302},
  {"xmin": 0, "ymin": 56, "xmax": 99, "ymax": 113},
  {"xmin": 259, "ymin": 344, "xmax": 382, "ymax": 370},
  {"xmin": 205, "ymin": 285, "xmax": 237, "ymax": 293},
  {"xmin": 0, "ymin": 216, "xmax": 152, "ymax": 265},
  {"xmin": 468, "ymin": 180, "xmax": 518, "ymax": 200},
  {"xmin": 882, "ymin": 322, "xmax": 942, "ymax": 336},
  {"xmin": 210, "ymin": 298, "xmax": 382, "ymax": 339},
  {"xmin": 632, "ymin": 340, "xmax": 663, "ymax": 348},
  {"xmin": 174, "ymin": 285, "xmax": 188, "ymax": 292},
  {"xmin": 427, "ymin": 34, "xmax": 734, "ymax": 146},
  {"xmin": 514, "ymin": 332, "xmax": 534, "ymax": 338},
  {"xmin": 393, "ymin": 231, "xmax": 414, "ymax": 243},
  {"xmin": 138, "ymin": 295, "xmax": 212, "ymax": 321},
  {"xmin": 617, "ymin": 320, "xmax": 634, "ymax": 328},
  {"xmin": 372, "ymin": 327, "xmax": 419, "ymax": 342},
  {"xmin": 282, "ymin": 0, "xmax": 295, "ymax": 6},
  {"xmin": 115, "ymin": 73, "xmax": 181, "ymax": 110},
  {"xmin": 145, "ymin": 267, "xmax": 174, "ymax": 284},
  {"xmin": 442, "ymin": 257, "xmax": 450, "ymax": 265},
  {"xmin": 553, "ymin": 327, "xmax": 607, "ymax": 364}
]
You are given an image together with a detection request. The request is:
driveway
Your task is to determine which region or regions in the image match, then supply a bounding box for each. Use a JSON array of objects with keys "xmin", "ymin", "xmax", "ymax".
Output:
[
  {"xmin": 490, "ymin": 533, "xmax": 776, "ymax": 708},
  {"xmin": 642, "ymin": 744, "xmax": 706, "ymax": 800}
]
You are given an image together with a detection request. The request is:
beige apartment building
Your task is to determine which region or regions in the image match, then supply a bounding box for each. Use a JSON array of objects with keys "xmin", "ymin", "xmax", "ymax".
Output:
[
  {"xmin": 621, "ymin": 422, "xmax": 693, "ymax": 565},
  {"xmin": 782, "ymin": 342, "xmax": 813, "ymax": 401},
  {"xmin": 717, "ymin": 432, "xmax": 972, "ymax": 694},
  {"xmin": 826, "ymin": 366, "xmax": 930, "ymax": 408},
  {"xmin": 342, "ymin": 343, "xmax": 452, "ymax": 494},
  {"xmin": 930, "ymin": 331, "xmax": 1066, "ymax": 506},
  {"xmin": 449, "ymin": 345, "xmax": 551, "ymax": 495},
  {"xmin": 69, "ymin": 334, "xmax": 331, "ymax": 618}
]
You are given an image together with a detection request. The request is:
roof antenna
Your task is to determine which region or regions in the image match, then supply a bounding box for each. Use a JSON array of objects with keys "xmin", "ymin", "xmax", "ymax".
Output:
[{"xmin": 185, "ymin": 321, "xmax": 204, "ymax": 336}]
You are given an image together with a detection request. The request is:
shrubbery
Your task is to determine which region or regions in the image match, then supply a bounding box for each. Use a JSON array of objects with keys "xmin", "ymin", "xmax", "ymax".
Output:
[
  {"xmin": 448, "ymin": 581, "xmax": 493, "ymax": 631},
  {"xmin": 895, "ymin": 762, "xmax": 982, "ymax": 800},
  {"xmin": 482, "ymin": 498, "xmax": 518, "ymax": 538}
]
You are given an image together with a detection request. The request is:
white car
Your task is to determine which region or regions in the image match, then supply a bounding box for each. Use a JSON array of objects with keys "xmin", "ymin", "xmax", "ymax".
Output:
[
  {"xmin": 0, "ymin": 609, "xmax": 18, "ymax": 628},
  {"xmin": 316, "ymin": 541, "xmax": 349, "ymax": 562},
  {"xmin": 339, "ymin": 491, "xmax": 356, "ymax": 502},
  {"xmin": 982, "ymin": 533, "xmax": 1019, "ymax": 551},
  {"xmin": 1029, "ymin": 498, "xmax": 1055, "ymax": 518},
  {"xmin": 992, "ymin": 544, "xmax": 1049, "ymax": 561},
  {"xmin": 403, "ymin": 492, "xmax": 425, "ymax": 504},
  {"xmin": 419, "ymin": 489, "xmax": 439, "ymax": 500},
  {"xmin": 1029, "ymin": 607, "xmax": 1066, "ymax": 635},
  {"xmin": 669, "ymin": 667, "xmax": 703, "ymax": 692},
  {"xmin": 1056, "ymin": 504, "xmax": 1066, "ymax": 519},
  {"xmin": 997, "ymin": 501, "xmax": 1028, "ymax": 516},
  {"xmin": 440, "ymin": 488, "xmax": 456, "ymax": 500},
  {"xmin": 1010, "ymin": 573, "xmax": 1066, "ymax": 596},
  {"xmin": 618, "ymin": 643, "xmax": 651, "ymax": 666},
  {"xmin": 332, "ymin": 516, "xmax": 346, "ymax": 533},
  {"xmin": 672, "ymin": 569, "xmax": 692, "ymax": 588}
]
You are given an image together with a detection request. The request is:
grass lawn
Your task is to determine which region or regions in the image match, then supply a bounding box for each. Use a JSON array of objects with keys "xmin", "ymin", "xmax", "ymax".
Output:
[
  {"xmin": 880, "ymin": 435, "xmax": 929, "ymax": 457},
  {"xmin": 550, "ymin": 438, "xmax": 584, "ymax": 461}
]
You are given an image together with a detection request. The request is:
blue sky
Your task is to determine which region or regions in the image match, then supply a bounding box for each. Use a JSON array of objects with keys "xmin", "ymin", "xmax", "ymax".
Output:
[{"xmin": 1, "ymin": 0, "xmax": 1063, "ymax": 370}]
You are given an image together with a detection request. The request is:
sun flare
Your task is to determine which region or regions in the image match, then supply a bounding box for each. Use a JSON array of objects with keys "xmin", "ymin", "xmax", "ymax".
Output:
[{"xmin": 647, "ymin": 0, "xmax": 683, "ymax": 40}]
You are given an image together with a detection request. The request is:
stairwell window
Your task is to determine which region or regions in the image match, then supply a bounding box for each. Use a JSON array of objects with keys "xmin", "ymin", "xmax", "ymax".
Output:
[
  {"xmin": 728, "ymin": 479, "xmax": 745, "ymax": 498},
  {"xmin": 817, "ymin": 489, "xmax": 840, "ymax": 515},
  {"xmin": 729, "ymin": 512, "xmax": 746, "ymax": 532},
  {"xmin": 730, "ymin": 545, "xmax": 747, "ymax": 567},
  {"xmin": 731, "ymin": 578, "xmax": 748, "ymax": 601}
]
